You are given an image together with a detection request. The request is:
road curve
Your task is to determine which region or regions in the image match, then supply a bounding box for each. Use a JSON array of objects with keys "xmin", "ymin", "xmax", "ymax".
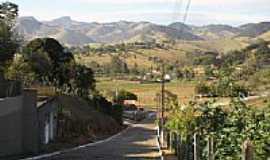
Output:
[{"xmin": 40, "ymin": 113, "xmax": 160, "ymax": 160}]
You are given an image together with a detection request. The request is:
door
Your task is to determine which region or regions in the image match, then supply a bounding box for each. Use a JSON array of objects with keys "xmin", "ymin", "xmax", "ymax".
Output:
[{"xmin": 44, "ymin": 121, "xmax": 49, "ymax": 144}]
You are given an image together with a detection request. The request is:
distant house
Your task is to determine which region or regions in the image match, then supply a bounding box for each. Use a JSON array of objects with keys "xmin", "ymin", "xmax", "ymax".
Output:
[
  {"xmin": 164, "ymin": 74, "xmax": 171, "ymax": 82},
  {"xmin": 123, "ymin": 100, "xmax": 137, "ymax": 106},
  {"xmin": 193, "ymin": 66, "xmax": 205, "ymax": 77}
]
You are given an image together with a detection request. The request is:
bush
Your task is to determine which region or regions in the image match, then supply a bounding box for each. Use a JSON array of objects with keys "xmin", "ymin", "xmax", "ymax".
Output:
[
  {"xmin": 195, "ymin": 83, "xmax": 211, "ymax": 96},
  {"xmin": 113, "ymin": 90, "xmax": 138, "ymax": 103},
  {"xmin": 91, "ymin": 95, "xmax": 123, "ymax": 125},
  {"xmin": 92, "ymin": 95, "xmax": 113, "ymax": 115},
  {"xmin": 112, "ymin": 104, "xmax": 123, "ymax": 125}
]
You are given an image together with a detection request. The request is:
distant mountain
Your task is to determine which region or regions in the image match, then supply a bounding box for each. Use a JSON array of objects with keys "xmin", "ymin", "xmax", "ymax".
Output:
[
  {"xmin": 16, "ymin": 17, "xmax": 202, "ymax": 45},
  {"xmin": 191, "ymin": 24, "xmax": 240, "ymax": 40},
  {"xmin": 16, "ymin": 16, "xmax": 270, "ymax": 46},
  {"xmin": 239, "ymin": 22, "xmax": 270, "ymax": 37},
  {"xmin": 168, "ymin": 22, "xmax": 192, "ymax": 32},
  {"xmin": 53, "ymin": 29, "xmax": 95, "ymax": 46},
  {"xmin": 16, "ymin": 17, "xmax": 42, "ymax": 37}
]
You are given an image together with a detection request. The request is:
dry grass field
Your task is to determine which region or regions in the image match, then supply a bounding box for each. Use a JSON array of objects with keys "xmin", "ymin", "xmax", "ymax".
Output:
[
  {"xmin": 96, "ymin": 79, "xmax": 196, "ymax": 108},
  {"xmin": 246, "ymin": 96, "xmax": 270, "ymax": 108}
]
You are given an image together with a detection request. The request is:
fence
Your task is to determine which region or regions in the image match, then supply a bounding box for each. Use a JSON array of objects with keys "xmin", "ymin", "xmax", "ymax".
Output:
[
  {"xmin": 161, "ymin": 129, "xmax": 260, "ymax": 160},
  {"xmin": 0, "ymin": 81, "xmax": 22, "ymax": 98}
]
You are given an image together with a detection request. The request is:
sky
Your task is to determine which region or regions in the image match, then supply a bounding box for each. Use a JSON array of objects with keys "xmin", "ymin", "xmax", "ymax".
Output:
[{"xmin": 6, "ymin": 0, "xmax": 270, "ymax": 26}]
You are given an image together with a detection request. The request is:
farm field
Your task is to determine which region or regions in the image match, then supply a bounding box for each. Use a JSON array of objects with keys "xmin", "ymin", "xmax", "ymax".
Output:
[{"xmin": 96, "ymin": 79, "xmax": 197, "ymax": 108}]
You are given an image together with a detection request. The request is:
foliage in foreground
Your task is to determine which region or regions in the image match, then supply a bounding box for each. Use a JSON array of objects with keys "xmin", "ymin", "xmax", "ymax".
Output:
[
  {"xmin": 166, "ymin": 99, "xmax": 270, "ymax": 159},
  {"xmin": 0, "ymin": 2, "xmax": 20, "ymax": 80}
]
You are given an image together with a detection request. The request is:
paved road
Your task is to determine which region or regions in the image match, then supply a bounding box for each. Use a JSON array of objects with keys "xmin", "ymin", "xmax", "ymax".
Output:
[{"xmin": 40, "ymin": 113, "xmax": 160, "ymax": 160}]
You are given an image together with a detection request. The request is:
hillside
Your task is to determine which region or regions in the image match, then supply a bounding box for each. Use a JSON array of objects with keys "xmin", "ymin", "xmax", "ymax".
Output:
[
  {"xmin": 16, "ymin": 16, "xmax": 270, "ymax": 46},
  {"xmin": 56, "ymin": 95, "xmax": 122, "ymax": 140},
  {"xmin": 239, "ymin": 22, "xmax": 270, "ymax": 37},
  {"xmin": 76, "ymin": 37, "xmax": 249, "ymax": 73},
  {"xmin": 16, "ymin": 17, "xmax": 200, "ymax": 45}
]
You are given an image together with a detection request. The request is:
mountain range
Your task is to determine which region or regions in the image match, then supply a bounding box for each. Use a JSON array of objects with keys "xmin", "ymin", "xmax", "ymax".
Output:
[{"xmin": 16, "ymin": 16, "xmax": 270, "ymax": 46}]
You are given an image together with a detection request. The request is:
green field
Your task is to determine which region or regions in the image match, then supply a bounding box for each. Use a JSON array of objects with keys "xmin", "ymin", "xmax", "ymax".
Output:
[{"xmin": 96, "ymin": 79, "xmax": 196, "ymax": 108}]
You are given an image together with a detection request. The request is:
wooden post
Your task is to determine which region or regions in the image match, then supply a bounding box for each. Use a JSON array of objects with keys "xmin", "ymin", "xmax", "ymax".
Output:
[
  {"xmin": 172, "ymin": 132, "xmax": 177, "ymax": 155},
  {"xmin": 169, "ymin": 132, "xmax": 173, "ymax": 151},
  {"xmin": 177, "ymin": 135, "xmax": 182, "ymax": 160},
  {"xmin": 167, "ymin": 131, "xmax": 171, "ymax": 149},
  {"xmin": 194, "ymin": 133, "xmax": 199, "ymax": 160},
  {"xmin": 242, "ymin": 140, "xmax": 254, "ymax": 160},
  {"xmin": 207, "ymin": 136, "xmax": 214, "ymax": 160}
]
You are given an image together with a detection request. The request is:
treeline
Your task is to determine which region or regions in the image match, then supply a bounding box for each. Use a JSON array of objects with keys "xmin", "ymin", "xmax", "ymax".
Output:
[{"xmin": 70, "ymin": 41, "xmax": 171, "ymax": 55}]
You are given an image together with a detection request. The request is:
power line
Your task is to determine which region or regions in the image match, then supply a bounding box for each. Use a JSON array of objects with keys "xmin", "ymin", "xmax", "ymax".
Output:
[
  {"xmin": 172, "ymin": 0, "xmax": 184, "ymax": 23},
  {"xmin": 183, "ymin": 0, "xmax": 192, "ymax": 24}
]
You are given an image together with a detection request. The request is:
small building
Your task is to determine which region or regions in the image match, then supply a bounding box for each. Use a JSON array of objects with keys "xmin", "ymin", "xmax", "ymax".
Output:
[
  {"xmin": 123, "ymin": 100, "xmax": 137, "ymax": 106},
  {"xmin": 164, "ymin": 74, "xmax": 171, "ymax": 82},
  {"xmin": 193, "ymin": 66, "xmax": 205, "ymax": 77}
]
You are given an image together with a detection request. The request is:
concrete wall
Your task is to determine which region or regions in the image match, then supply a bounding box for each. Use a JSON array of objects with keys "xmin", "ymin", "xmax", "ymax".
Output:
[
  {"xmin": 0, "ymin": 96, "xmax": 23, "ymax": 157},
  {"xmin": 0, "ymin": 89, "xmax": 40, "ymax": 158},
  {"xmin": 22, "ymin": 89, "xmax": 39, "ymax": 154},
  {"xmin": 0, "ymin": 89, "xmax": 59, "ymax": 158}
]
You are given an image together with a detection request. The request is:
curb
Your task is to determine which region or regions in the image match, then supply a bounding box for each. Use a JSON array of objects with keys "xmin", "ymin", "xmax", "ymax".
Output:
[{"xmin": 21, "ymin": 124, "xmax": 132, "ymax": 160}]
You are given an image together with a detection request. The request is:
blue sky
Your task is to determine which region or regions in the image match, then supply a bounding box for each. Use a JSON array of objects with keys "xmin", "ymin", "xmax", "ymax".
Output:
[{"xmin": 7, "ymin": 0, "xmax": 270, "ymax": 26}]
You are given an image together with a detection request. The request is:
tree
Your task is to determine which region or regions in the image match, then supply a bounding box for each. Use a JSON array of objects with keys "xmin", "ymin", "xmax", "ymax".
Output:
[
  {"xmin": 0, "ymin": 2, "xmax": 19, "ymax": 81},
  {"xmin": 109, "ymin": 56, "xmax": 129, "ymax": 75},
  {"xmin": 6, "ymin": 55, "xmax": 36, "ymax": 87},
  {"xmin": 113, "ymin": 89, "xmax": 137, "ymax": 103},
  {"xmin": 23, "ymin": 38, "xmax": 74, "ymax": 87},
  {"xmin": 72, "ymin": 64, "xmax": 95, "ymax": 97}
]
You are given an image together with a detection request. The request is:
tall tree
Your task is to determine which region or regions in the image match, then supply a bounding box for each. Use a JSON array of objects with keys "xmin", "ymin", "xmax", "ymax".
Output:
[
  {"xmin": 0, "ymin": 2, "xmax": 19, "ymax": 81},
  {"xmin": 23, "ymin": 38, "xmax": 74, "ymax": 88},
  {"xmin": 109, "ymin": 56, "xmax": 129, "ymax": 74},
  {"xmin": 72, "ymin": 64, "xmax": 95, "ymax": 97}
]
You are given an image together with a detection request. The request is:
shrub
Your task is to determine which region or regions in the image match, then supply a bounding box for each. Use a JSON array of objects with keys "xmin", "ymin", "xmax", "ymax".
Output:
[
  {"xmin": 113, "ymin": 90, "xmax": 138, "ymax": 103},
  {"xmin": 112, "ymin": 104, "xmax": 123, "ymax": 125},
  {"xmin": 91, "ymin": 95, "xmax": 123, "ymax": 125},
  {"xmin": 195, "ymin": 82, "xmax": 211, "ymax": 96}
]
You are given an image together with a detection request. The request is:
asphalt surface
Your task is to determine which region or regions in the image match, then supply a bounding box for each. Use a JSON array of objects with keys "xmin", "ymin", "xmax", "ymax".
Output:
[{"xmin": 40, "ymin": 113, "xmax": 160, "ymax": 160}]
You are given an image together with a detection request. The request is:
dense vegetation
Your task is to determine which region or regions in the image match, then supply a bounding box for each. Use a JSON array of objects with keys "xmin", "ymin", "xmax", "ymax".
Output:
[
  {"xmin": 166, "ymin": 98, "xmax": 270, "ymax": 159},
  {"xmin": 0, "ymin": 2, "xmax": 19, "ymax": 81}
]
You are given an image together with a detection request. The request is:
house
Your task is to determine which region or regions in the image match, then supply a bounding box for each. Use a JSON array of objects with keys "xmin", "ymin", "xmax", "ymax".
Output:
[
  {"xmin": 164, "ymin": 74, "xmax": 171, "ymax": 82},
  {"xmin": 123, "ymin": 100, "xmax": 137, "ymax": 106},
  {"xmin": 193, "ymin": 66, "xmax": 205, "ymax": 77}
]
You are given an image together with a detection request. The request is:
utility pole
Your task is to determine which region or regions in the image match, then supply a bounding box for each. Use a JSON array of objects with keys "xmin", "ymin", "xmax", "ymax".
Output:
[{"xmin": 160, "ymin": 63, "xmax": 165, "ymax": 148}]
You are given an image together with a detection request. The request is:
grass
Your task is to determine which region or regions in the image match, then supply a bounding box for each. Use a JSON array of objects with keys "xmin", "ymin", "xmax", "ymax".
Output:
[
  {"xmin": 246, "ymin": 96, "xmax": 270, "ymax": 108},
  {"xmin": 96, "ymin": 79, "xmax": 196, "ymax": 109}
]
